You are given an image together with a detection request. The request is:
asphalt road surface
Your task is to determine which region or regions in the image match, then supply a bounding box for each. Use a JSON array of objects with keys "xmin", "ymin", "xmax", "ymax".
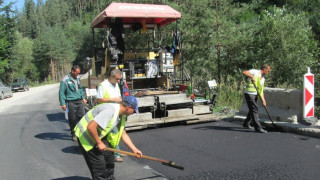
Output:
[
  {"xmin": 0, "ymin": 83, "xmax": 164, "ymax": 180},
  {"xmin": 0, "ymin": 84, "xmax": 92, "ymax": 179},
  {"xmin": 1, "ymin": 84, "xmax": 320, "ymax": 180},
  {"xmin": 125, "ymin": 120, "xmax": 320, "ymax": 180}
]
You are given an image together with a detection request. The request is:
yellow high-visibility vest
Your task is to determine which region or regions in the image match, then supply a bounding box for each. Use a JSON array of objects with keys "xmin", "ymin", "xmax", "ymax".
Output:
[
  {"xmin": 98, "ymin": 79, "xmax": 124, "ymax": 146},
  {"xmin": 99, "ymin": 80, "xmax": 121, "ymax": 99},
  {"xmin": 245, "ymin": 72, "xmax": 264, "ymax": 96},
  {"xmin": 74, "ymin": 103, "xmax": 125, "ymax": 151}
]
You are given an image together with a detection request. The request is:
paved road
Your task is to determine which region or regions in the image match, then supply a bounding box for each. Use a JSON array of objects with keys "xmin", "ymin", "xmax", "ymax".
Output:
[
  {"xmin": 125, "ymin": 119, "xmax": 320, "ymax": 179},
  {"xmin": 1, "ymin": 84, "xmax": 320, "ymax": 180},
  {"xmin": 0, "ymin": 84, "xmax": 91, "ymax": 179},
  {"xmin": 0, "ymin": 84, "xmax": 164, "ymax": 180}
]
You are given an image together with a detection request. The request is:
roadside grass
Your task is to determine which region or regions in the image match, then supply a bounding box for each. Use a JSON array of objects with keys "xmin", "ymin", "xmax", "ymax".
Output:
[{"xmin": 214, "ymin": 76, "xmax": 244, "ymax": 114}]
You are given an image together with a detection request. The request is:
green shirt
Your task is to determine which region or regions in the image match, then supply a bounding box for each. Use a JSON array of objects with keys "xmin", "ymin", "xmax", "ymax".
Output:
[{"xmin": 59, "ymin": 74, "xmax": 85, "ymax": 106}]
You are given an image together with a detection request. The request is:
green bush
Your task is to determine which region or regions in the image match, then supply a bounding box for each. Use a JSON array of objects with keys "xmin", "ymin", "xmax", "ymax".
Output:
[{"xmin": 216, "ymin": 76, "xmax": 245, "ymax": 110}]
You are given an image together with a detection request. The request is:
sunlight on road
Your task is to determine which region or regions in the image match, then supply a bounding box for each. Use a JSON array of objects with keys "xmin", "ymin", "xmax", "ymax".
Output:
[{"xmin": 0, "ymin": 83, "xmax": 59, "ymax": 113}]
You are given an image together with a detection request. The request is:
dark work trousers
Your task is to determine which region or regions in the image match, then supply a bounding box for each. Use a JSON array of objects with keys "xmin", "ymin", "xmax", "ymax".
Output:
[
  {"xmin": 67, "ymin": 100, "xmax": 85, "ymax": 135},
  {"xmin": 78, "ymin": 137, "xmax": 115, "ymax": 180},
  {"xmin": 243, "ymin": 93, "xmax": 263, "ymax": 130}
]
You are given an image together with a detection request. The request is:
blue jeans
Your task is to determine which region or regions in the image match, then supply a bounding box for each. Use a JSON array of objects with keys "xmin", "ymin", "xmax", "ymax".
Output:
[
  {"xmin": 115, "ymin": 145, "xmax": 120, "ymax": 157},
  {"xmin": 113, "ymin": 126, "xmax": 121, "ymax": 158}
]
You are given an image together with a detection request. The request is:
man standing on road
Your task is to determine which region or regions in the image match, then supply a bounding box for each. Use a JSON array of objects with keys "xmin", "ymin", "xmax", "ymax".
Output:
[
  {"xmin": 96, "ymin": 69, "xmax": 125, "ymax": 162},
  {"xmin": 74, "ymin": 95, "xmax": 142, "ymax": 180},
  {"xmin": 242, "ymin": 64, "xmax": 271, "ymax": 133},
  {"xmin": 59, "ymin": 65, "xmax": 87, "ymax": 141},
  {"xmin": 96, "ymin": 69, "xmax": 122, "ymax": 105}
]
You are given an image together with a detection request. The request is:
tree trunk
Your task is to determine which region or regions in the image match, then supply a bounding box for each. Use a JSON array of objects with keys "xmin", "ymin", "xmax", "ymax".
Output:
[
  {"xmin": 215, "ymin": 0, "xmax": 221, "ymax": 84},
  {"xmin": 227, "ymin": 49, "xmax": 231, "ymax": 81},
  {"xmin": 50, "ymin": 58, "xmax": 56, "ymax": 82}
]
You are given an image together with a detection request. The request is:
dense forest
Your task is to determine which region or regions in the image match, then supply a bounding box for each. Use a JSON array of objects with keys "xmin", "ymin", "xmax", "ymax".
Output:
[{"xmin": 1, "ymin": 0, "xmax": 320, "ymax": 110}]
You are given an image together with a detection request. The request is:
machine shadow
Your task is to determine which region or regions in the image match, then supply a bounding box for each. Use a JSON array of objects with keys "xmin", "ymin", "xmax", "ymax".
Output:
[
  {"xmin": 51, "ymin": 176, "xmax": 90, "ymax": 180},
  {"xmin": 46, "ymin": 112, "xmax": 68, "ymax": 123}
]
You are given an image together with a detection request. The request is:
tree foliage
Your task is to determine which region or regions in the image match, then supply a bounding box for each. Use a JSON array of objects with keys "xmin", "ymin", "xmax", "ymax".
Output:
[
  {"xmin": 10, "ymin": 32, "xmax": 36, "ymax": 81},
  {"xmin": 256, "ymin": 7, "xmax": 318, "ymax": 88},
  {"xmin": 0, "ymin": 0, "xmax": 319, "ymax": 95},
  {"xmin": 0, "ymin": 0, "xmax": 16, "ymax": 83},
  {"xmin": 33, "ymin": 26, "xmax": 75, "ymax": 82}
]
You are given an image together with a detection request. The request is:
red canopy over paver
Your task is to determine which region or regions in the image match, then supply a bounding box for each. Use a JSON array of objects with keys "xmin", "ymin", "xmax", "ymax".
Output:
[{"xmin": 91, "ymin": 2, "xmax": 181, "ymax": 29}]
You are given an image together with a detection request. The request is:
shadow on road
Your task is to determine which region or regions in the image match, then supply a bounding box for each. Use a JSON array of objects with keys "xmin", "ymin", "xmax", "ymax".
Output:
[
  {"xmin": 193, "ymin": 125, "xmax": 254, "ymax": 133},
  {"xmin": 133, "ymin": 174, "xmax": 167, "ymax": 180},
  {"xmin": 61, "ymin": 145, "xmax": 82, "ymax": 155},
  {"xmin": 51, "ymin": 176, "xmax": 90, "ymax": 180},
  {"xmin": 46, "ymin": 112, "xmax": 67, "ymax": 122},
  {"xmin": 35, "ymin": 132, "xmax": 71, "ymax": 140}
]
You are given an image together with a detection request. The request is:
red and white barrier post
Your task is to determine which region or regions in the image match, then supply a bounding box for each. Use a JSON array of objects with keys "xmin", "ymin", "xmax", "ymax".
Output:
[{"xmin": 303, "ymin": 67, "xmax": 314, "ymax": 118}]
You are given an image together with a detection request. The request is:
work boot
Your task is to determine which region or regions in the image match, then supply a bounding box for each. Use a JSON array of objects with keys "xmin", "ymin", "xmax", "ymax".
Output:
[
  {"xmin": 107, "ymin": 175, "xmax": 115, "ymax": 180},
  {"xmin": 243, "ymin": 123, "xmax": 254, "ymax": 130},
  {"xmin": 114, "ymin": 156, "xmax": 124, "ymax": 162},
  {"xmin": 72, "ymin": 135, "xmax": 77, "ymax": 141},
  {"xmin": 255, "ymin": 128, "xmax": 267, "ymax": 133}
]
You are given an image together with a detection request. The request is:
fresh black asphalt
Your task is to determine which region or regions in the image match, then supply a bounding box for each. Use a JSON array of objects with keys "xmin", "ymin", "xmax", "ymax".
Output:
[
  {"xmin": 124, "ymin": 120, "xmax": 320, "ymax": 180},
  {"xmin": 1, "ymin": 84, "xmax": 319, "ymax": 180}
]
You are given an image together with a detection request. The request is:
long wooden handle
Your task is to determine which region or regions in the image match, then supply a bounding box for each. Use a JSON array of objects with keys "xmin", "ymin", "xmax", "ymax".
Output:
[
  {"xmin": 252, "ymin": 82, "xmax": 274, "ymax": 124},
  {"xmin": 104, "ymin": 147, "xmax": 184, "ymax": 170}
]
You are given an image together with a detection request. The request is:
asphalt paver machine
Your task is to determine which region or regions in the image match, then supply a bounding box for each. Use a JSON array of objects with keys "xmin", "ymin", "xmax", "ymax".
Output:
[{"xmin": 84, "ymin": 2, "xmax": 214, "ymax": 130}]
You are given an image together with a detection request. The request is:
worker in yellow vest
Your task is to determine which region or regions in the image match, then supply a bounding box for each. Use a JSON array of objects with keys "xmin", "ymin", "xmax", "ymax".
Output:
[
  {"xmin": 74, "ymin": 96, "xmax": 141, "ymax": 179},
  {"xmin": 96, "ymin": 69, "xmax": 122, "ymax": 104},
  {"xmin": 242, "ymin": 64, "xmax": 271, "ymax": 133},
  {"xmin": 96, "ymin": 69, "xmax": 125, "ymax": 162}
]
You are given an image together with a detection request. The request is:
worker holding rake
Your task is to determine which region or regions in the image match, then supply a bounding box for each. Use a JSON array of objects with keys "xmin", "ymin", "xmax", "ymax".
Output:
[
  {"xmin": 74, "ymin": 95, "xmax": 141, "ymax": 180},
  {"xmin": 242, "ymin": 64, "xmax": 271, "ymax": 133}
]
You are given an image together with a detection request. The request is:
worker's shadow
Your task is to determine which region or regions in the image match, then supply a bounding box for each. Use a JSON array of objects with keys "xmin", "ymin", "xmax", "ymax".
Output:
[
  {"xmin": 61, "ymin": 145, "xmax": 82, "ymax": 155},
  {"xmin": 193, "ymin": 125, "xmax": 254, "ymax": 133},
  {"xmin": 51, "ymin": 176, "xmax": 90, "ymax": 180},
  {"xmin": 34, "ymin": 132, "xmax": 72, "ymax": 140}
]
